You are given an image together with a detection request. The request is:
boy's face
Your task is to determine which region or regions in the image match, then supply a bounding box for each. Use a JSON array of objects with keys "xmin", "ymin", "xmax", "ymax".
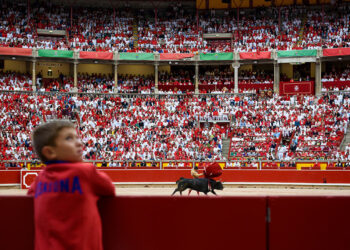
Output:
[{"xmin": 43, "ymin": 127, "xmax": 83, "ymax": 163}]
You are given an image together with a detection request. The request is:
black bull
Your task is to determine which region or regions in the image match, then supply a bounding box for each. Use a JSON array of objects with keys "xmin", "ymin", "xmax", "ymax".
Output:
[{"xmin": 172, "ymin": 177, "xmax": 224, "ymax": 195}]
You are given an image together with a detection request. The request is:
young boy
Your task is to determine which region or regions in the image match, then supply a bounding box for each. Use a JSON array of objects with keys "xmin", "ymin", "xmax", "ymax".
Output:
[{"xmin": 27, "ymin": 120, "xmax": 115, "ymax": 250}]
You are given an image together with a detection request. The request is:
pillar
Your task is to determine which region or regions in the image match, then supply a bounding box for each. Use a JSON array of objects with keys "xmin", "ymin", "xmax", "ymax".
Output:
[
  {"xmin": 155, "ymin": 63, "xmax": 159, "ymax": 94},
  {"xmin": 32, "ymin": 60, "xmax": 36, "ymax": 91},
  {"xmin": 195, "ymin": 63, "xmax": 199, "ymax": 94},
  {"xmin": 73, "ymin": 61, "xmax": 78, "ymax": 91},
  {"xmin": 232, "ymin": 62, "xmax": 240, "ymax": 94},
  {"xmin": 114, "ymin": 63, "xmax": 118, "ymax": 92},
  {"xmin": 274, "ymin": 61, "xmax": 280, "ymax": 94},
  {"xmin": 315, "ymin": 60, "xmax": 321, "ymax": 96}
]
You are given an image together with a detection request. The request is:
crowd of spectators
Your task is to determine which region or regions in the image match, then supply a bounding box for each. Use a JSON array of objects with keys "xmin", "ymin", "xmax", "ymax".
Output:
[
  {"xmin": 117, "ymin": 74, "xmax": 154, "ymax": 93},
  {"xmin": 200, "ymin": 6, "xmax": 302, "ymax": 52},
  {"xmin": 136, "ymin": 3, "xmax": 202, "ymax": 53},
  {"xmin": 321, "ymin": 64, "xmax": 350, "ymax": 92},
  {"xmin": 0, "ymin": 92, "xmax": 227, "ymax": 162},
  {"xmin": 158, "ymin": 68, "xmax": 194, "ymax": 93},
  {"xmin": 0, "ymin": 69, "xmax": 275, "ymax": 95},
  {"xmin": 69, "ymin": 8, "xmax": 134, "ymax": 52},
  {"xmin": 302, "ymin": 4, "xmax": 350, "ymax": 49},
  {"xmin": 228, "ymin": 93, "xmax": 349, "ymax": 161},
  {"xmin": 1, "ymin": 90, "xmax": 350, "ymax": 164},
  {"xmin": 238, "ymin": 69, "xmax": 274, "ymax": 84},
  {"xmin": 1, "ymin": 1, "xmax": 350, "ymax": 52},
  {"xmin": 0, "ymin": 71, "xmax": 32, "ymax": 91},
  {"xmin": 322, "ymin": 65, "xmax": 350, "ymax": 83}
]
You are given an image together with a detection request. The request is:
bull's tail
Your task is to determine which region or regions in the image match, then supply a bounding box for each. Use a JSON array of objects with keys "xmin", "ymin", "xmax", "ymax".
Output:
[{"xmin": 176, "ymin": 177, "xmax": 185, "ymax": 184}]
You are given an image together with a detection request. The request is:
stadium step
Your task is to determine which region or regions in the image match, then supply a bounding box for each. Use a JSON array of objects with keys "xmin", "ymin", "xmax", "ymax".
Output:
[
  {"xmin": 222, "ymin": 138, "xmax": 231, "ymax": 160},
  {"xmin": 296, "ymin": 14, "xmax": 308, "ymax": 47},
  {"xmin": 133, "ymin": 22, "xmax": 138, "ymax": 48},
  {"xmin": 340, "ymin": 124, "xmax": 350, "ymax": 151}
]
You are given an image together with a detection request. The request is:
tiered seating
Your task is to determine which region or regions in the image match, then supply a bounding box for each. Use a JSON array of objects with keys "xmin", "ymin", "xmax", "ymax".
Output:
[
  {"xmin": 199, "ymin": 68, "xmax": 234, "ymax": 93},
  {"xmin": 293, "ymin": 130, "xmax": 343, "ymax": 159},
  {"xmin": 1, "ymin": 90, "xmax": 350, "ymax": 162},
  {"xmin": 0, "ymin": 71, "xmax": 32, "ymax": 91},
  {"xmin": 228, "ymin": 94, "xmax": 349, "ymax": 161},
  {"xmin": 136, "ymin": 3, "xmax": 201, "ymax": 53},
  {"xmin": 117, "ymin": 74, "xmax": 154, "ymax": 93},
  {"xmin": 229, "ymin": 128, "xmax": 281, "ymax": 160},
  {"xmin": 0, "ymin": 2, "xmax": 36, "ymax": 48},
  {"xmin": 69, "ymin": 8, "xmax": 134, "ymax": 52},
  {"xmin": 302, "ymin": 4, "xmax": 350, "ymax": 49},
  {"xmin": 321, "ymin": 65, "xmax": 350, "ymax": 91},
  {"xmin": 0, "ymin": 92, "xmax": 227, "ymax": 162},
  {"xmin": 1, "ymin": 2, "xmax": 350, "ymax": 52},
  {"xmin": 205, "ymin": 40, "xmax": 232, "ymax": 53},
  {"xmin": 158, "ymin": 69, "xmax": 194, "ymax": 93},
  {"xmin": 77, "ymin": 73, "xmax": 114, "ymax": 93}
]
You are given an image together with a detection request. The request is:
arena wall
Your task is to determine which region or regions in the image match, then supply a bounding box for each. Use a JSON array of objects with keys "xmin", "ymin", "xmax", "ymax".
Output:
[
  {"xmin": 118, "ymin": 65, "xmax": 155, "ymax": 76},
  {"xmin": 232, "ymin": 0, "xmax": 250, "ymax": 8},
  {"xmin": 239, "ymin": 64, "xmax": 252, "ymax": 72},
  {"xmin": 35, "ymin": 62, "xmax": 70, "ymax": 78},
  {"xmin": 2, "ymin": 169, "xmax": 350, "ymax": 189},
  {"xmin": 1, "ymin": 195, "xmax": 349, "ymax": 250},
  {"xmin": 78, "ymin": 63, "xmax": 113, "ymax": 75},
  {"xmin": 281, "ymin": 63, "xmax": 293, "ymax": 79},
  {"xmin": 209, "ymin": 0, "xmax": 230, "ymax": 9},
  {"xmin": 4, "ymin": 60, "xmax": 28, "ymax": 73},
  {"xmin": 253, "ymin": 0, "xmax": 273, "ymax": 7},
  {"xmin": 159, "ymin": 65, "xmax": 171, "ymax": 73},
  {"xmin": 196, "ymin": 0, "xmax": 328, "ymax": 9},
  {"xmin": 310, "ymin": 62, "xmax": 315, "ymax": 78}
]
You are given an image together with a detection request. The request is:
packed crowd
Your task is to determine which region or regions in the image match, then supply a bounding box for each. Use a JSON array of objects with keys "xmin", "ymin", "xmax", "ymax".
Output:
[
  {"xmin": 238, "ymin": 69, "xmax": 274, "ymax": 84},
  {"xmin": 321, "ymin": 64, "xmax": 350, "ymax": 92},
  {"xmin": 69, "ymin": 8, "xmax": 134, "ymax": 52},
  {"xmin": 1, "ymin": 91, "xmax": 350, "ymax": 164},
  {"xmin": 1, "ymin": 1, "xmax": 350, "ymax": 52},
  {"xmin": 302, "ymin": 4, "xmax": 350, "ymax": 49},
  {"xmin": 228, "ymin": 93, "xmax": 349, "ymax": 161},
  {"xmin": 0, "ymin": 71, "xmax": 32, "ymax": 91},
  {"xmin": 322, "ymin": 65, "xmax": 350, "ymax": 83},
  {"xmin": 0, "ymin": 92, "xmax": 227, "ymax": 162},
  {"xmin": 117, "ymin": 74, "xmax": 154, "ymax": 93}
]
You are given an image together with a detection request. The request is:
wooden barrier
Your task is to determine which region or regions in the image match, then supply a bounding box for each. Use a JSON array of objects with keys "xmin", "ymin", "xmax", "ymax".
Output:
[
  {"xmin": 100, "ymin": 197, "xmax": 267, "ymax": 250},
  {"xmin": 269, "ymin": 196, "xmax": 350, "ymax": 250},
  {"xmin": 2, "ymin": 169, "xmax": 350, "ymax": 188},
  {"xmin": 0, "ymin": 196, "xmax": 34, "ymax": 250},
  {"xmin": 22, "ymin": 169, "xmax": 350, "ymax": 189},
  {"xmin": 1, "ymin": 196, "xmax": 350, "ymax": 250}
]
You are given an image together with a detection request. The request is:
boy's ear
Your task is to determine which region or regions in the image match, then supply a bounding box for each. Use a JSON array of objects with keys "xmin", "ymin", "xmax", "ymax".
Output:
[{"xmin": 41, "ymin": 146, "xmax": 57, "ymax": 161}]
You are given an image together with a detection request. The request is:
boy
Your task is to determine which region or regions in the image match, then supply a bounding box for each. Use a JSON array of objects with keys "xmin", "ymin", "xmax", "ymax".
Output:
[{"xmin": 27, "ymin": 120, "xmax": 115, "ymax": 250}]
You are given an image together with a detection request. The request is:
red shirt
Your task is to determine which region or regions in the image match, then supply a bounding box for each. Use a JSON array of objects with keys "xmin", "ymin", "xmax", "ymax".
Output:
[{"xmin": 28, "ymin": 162, "xmax": 115, "ymax": 250}]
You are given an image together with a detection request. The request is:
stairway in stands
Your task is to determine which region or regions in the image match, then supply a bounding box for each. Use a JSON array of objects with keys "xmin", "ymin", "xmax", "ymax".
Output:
[
  {"xmin": 133, "ymin": 20, "xmax": 138, "ymax": 49},
  {"xmin": 296, "ymin": 14, "xmax": 308, "ymax": 47},
  {"xmin": 340, "ymin": 124, "xmax": 350, "ymax": 151},
  {"xmin": 222, "ymin": 138, "xmax": 231, "ymax": 160}
]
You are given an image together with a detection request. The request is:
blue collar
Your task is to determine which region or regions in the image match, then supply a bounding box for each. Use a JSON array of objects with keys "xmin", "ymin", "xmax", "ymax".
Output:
[{"xmin": 45, "ymin": 160, "xmax": 69, "ymax": 165}]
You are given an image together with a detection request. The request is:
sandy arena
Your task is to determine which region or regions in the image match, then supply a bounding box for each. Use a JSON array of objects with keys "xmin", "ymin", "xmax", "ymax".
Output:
[{"xmin": 1, "ymin": 185, "xmax": 350, "ymax": 196}]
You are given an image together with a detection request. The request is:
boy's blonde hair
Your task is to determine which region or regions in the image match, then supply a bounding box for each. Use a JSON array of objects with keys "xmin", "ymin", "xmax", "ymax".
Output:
[{"xmin": 32, "ymin": 120, "xmax": 75, "ymax": 162}]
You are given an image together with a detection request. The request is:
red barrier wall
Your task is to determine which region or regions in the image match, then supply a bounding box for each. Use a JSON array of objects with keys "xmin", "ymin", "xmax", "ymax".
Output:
[
  {"xmin": 2, "ymin": 196, "xmax": 350, "ymax": 250},
  {"xmin": 5, "ymin": 169, "xmax": 350, "ymax": 189},
  {"xmin": 99, "ymin": 196, "xmax": 267, "ymax": 250},
  {"xmin": 101, "ymin": 169, "xmax": 350, "ymax": 183},
  {"xmin": 0, "ymin": 170, "xmax": 21, "ymax": 184},
  {"xmin": 0, "ymin": 196, "xmax": 34, "ymax": 250},
  {"xmin": 269, "ymin": 196, "xmax": 350, "ymax": 250},
  {"xmin": 221, "ymin": 170, "xmax": 350, "ymax": 183}
]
